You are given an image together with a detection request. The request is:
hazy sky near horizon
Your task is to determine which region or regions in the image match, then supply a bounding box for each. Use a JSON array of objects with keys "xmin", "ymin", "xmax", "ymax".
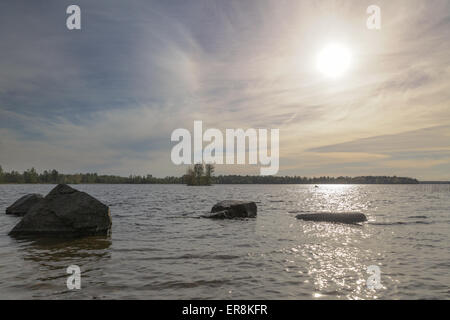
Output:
[{"xmin": 0, "ymin": 0, "xmax": 449, "ymax": 179}]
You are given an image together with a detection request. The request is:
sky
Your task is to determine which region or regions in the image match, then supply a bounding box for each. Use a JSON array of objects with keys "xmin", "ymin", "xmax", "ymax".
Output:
[{"xmin": 0, "ymin": 0, "xmax": 449, "ymax": 180}]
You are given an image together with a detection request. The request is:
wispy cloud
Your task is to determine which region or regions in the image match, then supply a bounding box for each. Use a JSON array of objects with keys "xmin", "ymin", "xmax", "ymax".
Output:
[{"xmin": 0, "ymin": 0, "xmax": 449, "ymax": 179}]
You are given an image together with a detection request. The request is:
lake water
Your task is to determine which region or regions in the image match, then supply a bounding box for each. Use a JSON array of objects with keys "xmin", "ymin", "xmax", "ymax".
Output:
[{"xmin": 0, "ymin": 184, "xmax": 449, "ymax": 299}]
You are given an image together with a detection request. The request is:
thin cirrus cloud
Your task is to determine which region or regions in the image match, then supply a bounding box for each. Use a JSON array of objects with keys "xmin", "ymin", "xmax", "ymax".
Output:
[{"xmin": 0, "ymin": 0, "xmax": 449, "ymax": 179}]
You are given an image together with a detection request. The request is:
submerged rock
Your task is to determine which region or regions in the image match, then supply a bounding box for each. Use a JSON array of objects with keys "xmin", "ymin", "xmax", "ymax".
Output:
[
  {"xmin": 6, "ymin": 194, "xmax": 43, "ymax": 216},
  {"xmin": 9, "ymin": 184, "xmax": 112, "ymax": 237},
  {"xmin": 296, "ymin": 212, "xmax": 367, "ymax": 224},
  {"xmin": 204, "ymin": 200, "xmax": 257, "ymax": 219}
]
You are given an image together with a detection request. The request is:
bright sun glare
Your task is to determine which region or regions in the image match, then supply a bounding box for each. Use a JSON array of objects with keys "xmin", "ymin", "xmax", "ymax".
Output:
[{"xmin": 317, "ymin": 44, "xmax": 352, "ymax": 79}]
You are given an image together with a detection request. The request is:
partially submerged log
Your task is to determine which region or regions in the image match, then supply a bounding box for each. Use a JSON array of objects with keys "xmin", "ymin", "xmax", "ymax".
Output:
[{"xmin": 296, "ymin": 212, "xmax": 367, "ymax": 224}]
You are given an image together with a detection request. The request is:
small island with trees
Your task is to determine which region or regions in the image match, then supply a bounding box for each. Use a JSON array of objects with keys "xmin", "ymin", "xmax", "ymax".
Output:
[{"xmin": 183, "ymin": 163, "xmax": 215, "ymax": 186}]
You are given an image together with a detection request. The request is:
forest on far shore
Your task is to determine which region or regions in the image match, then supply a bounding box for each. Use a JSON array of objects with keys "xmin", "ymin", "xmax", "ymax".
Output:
[{"xmin": 0, "ymin": 165, "xmax": 420, "ymax": 184}]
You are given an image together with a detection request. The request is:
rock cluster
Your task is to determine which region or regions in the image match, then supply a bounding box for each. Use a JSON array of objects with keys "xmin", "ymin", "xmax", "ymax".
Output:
[{"xmin": 8, "ymin": 184, "xmax": 111, "ymax": 237}]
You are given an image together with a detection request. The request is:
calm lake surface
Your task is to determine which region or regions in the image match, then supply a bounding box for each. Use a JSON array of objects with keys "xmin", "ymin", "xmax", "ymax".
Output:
[{"xmin": 0, "ymin": 184, "xmax": 449, "ymax": 299}]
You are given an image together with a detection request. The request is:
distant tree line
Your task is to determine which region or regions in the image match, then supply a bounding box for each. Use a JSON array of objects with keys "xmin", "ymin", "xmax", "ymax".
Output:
[
  {"xmin": 0, "ymin": 165, "xmax": 419, "ymax": 184},
  {"xmin": 0, "ymin": 165, "xmax": 181, "ymax": 184}
]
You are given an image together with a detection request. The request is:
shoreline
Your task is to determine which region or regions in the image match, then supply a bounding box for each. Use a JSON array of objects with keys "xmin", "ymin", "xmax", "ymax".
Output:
[{"xmin": 1, "ymin": 182, "xmax": 449, "ymax": 185}]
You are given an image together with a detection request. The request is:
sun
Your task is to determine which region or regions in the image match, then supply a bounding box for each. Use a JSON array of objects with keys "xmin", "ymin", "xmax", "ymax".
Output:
[{"xmin": 317, "ymin": 44, "xmax": 352, "ymax": 79}]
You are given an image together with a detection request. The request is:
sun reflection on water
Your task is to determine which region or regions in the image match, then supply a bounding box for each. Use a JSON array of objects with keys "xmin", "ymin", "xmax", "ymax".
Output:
[{"xmin": 287, "ymin": 184, "xmax": 383, "ymax": 299}]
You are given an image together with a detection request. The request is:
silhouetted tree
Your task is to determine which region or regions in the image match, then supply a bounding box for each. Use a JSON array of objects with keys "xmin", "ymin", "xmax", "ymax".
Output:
[
  {"xmin": 193, "ymin": 163, "xmax": 204, "ymax": 185},
  {"xmin": 205, "ymin": 163, "xmax": 215, "ymax": 185}
]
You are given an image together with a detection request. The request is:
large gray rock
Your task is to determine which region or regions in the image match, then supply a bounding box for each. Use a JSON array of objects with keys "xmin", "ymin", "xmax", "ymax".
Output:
[
  {"xmin": 296, "ymin": 212, "xmax": 367, "ymax": 224},
  {"xmin": 6, "ymin": 194, "xmax": 43, "ymax": 216},
  {"xmin": 9, "ymin": 184, "xmax": 112, "ymax": 237},
  {"xmin": 204, "ymin": 200, "xmax": 257, "ymax": 219}
]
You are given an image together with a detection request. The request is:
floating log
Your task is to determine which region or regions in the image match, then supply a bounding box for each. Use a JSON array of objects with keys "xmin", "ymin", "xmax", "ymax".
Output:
[{"xmin": 296, "ymin": 212, "xmax": 367, "ymax": 224}]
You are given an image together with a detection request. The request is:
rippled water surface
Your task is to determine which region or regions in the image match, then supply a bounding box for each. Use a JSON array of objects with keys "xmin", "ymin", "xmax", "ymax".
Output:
[{"xmin": 0, "ymin": 184, "xmax": 449, "ymax": 299}]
